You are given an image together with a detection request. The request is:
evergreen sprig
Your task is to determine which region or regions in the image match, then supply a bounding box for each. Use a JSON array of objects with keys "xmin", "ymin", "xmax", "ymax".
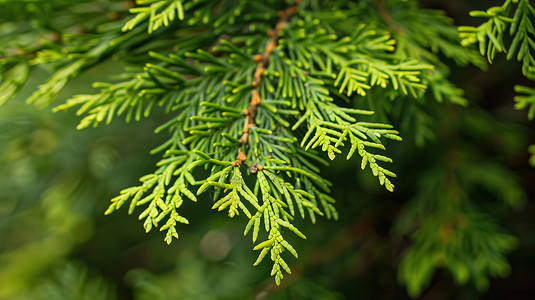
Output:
[
  {"xmin": 122, "ymin": 0, "xmax": 186, "ymax": 33},
  {"xmin": 460, "ymin": 0, "xmax": 535, "ymax": 116},
  {"xmin": 0, "ymin": 0, "xmax": 525, "ymax": 291},
  {"xmin": 70, "ymin": 0, "xmax": 414, "ymax": 283}
]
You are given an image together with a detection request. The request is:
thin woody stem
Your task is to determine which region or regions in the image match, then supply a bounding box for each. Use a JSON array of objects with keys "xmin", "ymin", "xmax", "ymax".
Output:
[
  {"xmin": 232, "ymin": 0, "xmax": 301, "ymax": 167},
  {"xmin": 375, "ymin": 0, "xmax": 401, "ymax": 33}
]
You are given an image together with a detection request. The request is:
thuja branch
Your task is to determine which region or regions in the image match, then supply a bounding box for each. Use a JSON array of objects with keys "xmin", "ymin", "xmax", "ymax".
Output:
[{"xmin": 0, "ymin": 0, "xmax": 525, "ymax": 294}]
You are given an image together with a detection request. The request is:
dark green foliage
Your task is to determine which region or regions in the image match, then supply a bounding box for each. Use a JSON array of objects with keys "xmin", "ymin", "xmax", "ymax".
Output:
[
  {"xmin": 0, "ymin": 0, "xmax": 533, "ymax": 297},
  {"xmin": 34, "ymin": 264, "xmax": 115, "ymax": 300},
  {"xmin": 460, "ymin": 0, "xmax": 535, "ymax": 119}
]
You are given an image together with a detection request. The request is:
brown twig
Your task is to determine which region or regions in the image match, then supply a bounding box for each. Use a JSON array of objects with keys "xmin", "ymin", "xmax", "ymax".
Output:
[
  {"xmin": 232, "ymin": 0, "xmax": 301, "ymax": 167},
  {"xmin": 375, "ymin": 0, "xmax": 401, "ymax": 34}
]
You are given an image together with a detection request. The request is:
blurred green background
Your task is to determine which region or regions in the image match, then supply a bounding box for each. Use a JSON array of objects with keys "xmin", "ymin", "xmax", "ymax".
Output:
[{"xmin": 1, "ymin": 0, "xmax": 535, "ymax": 299}]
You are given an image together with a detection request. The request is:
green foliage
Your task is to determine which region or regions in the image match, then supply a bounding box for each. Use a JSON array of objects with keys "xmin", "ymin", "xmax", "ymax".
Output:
[
  {"xmin": 393, "ymin": 103, "xmax": 528, "ymax": 297},
  {"xmin": 0, "ymin": 0, "xmax": 531, "ymax": 296},
  {"xmin": 34, "ymin": 264, "xmax": 115, "ymax": 300},
  {"xmin": 399, "ymin": 212, "xmax": 517, "ymax": 297},
  {"xmin": 530, "ymin": 144, "xmax": 535, "ymax": 166},
  {"xmin": 49, "ymin": 3, "xmax": 425, "ymax": 283},
  {"xmin": 460, "ymin": 0, "xmax": 535, "ymax": 119},
  {"xmin": 123, "ymin": 0, "xmax": 186, "ymax": 33},
  {"xmin": 396, "ymin": 161, "xmax": 522, "ymax": 297},
  {"xmin": 0, "ymin": 90, "xmax": 151, "ymax": 299},
  {"xmin": 514, "ymin": 71, "xmax": 535, "ymax": 120},
  {"xmin": 460, "ymin": 0, "xmax": 535, "ymax": 71}
]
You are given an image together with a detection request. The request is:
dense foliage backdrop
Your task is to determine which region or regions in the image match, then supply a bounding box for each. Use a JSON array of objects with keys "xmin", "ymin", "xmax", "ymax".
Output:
[{"xmin": 1, "ymin": 0, "xmax": 534, "ymax": 299}]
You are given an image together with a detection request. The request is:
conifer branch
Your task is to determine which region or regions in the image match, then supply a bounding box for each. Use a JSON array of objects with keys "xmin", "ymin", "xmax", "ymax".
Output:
[{"xmin": 1, "ymin": 0, "xmax": 524, "ymax": 292}]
